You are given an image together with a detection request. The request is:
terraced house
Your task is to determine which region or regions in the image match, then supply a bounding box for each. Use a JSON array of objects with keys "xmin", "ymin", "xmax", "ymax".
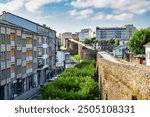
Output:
[{"xmin": 0, "ymin": 11, "xmax": 56, "ymax": 100}]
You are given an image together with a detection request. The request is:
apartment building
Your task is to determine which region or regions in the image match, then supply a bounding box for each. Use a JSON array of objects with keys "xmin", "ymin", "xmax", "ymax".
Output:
[
  {"xmin": 0, "ymin": 11, "xmax": 56, "ymax": 99},
  {"xmin": 96, "ymin": 24, "xmax": 136, "ymax": 41},
  {"xmin": 79, "ymin": 28, "xmax": 94, "ymax": 42}
]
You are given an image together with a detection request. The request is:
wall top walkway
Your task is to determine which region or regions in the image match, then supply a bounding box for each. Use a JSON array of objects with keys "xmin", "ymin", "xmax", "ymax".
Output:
[
  {"xmin": 68, "ymin": 39, "xmax": 95, "ymax": 50},
  {"xmin": 98, "ymin": 51, "xmax": 120, "ymax": 63}
]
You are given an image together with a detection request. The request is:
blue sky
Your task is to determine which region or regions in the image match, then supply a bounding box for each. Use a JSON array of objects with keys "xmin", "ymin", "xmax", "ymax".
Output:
[{"xmin": 0, "ymin": 0, "xmax": 150, "ymax": 35}]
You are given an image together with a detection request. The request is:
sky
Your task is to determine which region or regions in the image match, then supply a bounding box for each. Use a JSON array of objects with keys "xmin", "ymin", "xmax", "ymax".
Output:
[{"xmin": 0, "ymin": 0, "xmax": 150, "ymax": 35}]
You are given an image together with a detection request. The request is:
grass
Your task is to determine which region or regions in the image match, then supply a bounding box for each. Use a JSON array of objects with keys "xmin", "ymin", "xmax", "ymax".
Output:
[{"xmin": 73, "ymin": 54, "xmax": 80, "ymax": 63}]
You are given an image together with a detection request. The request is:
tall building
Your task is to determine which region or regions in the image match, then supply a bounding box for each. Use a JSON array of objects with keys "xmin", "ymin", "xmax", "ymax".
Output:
[
  {"xmin": 96, "ymin": 24, "xmax": 136, "ymax": 41},
  {"xmin": 0, "ymin": 11, "xmax": 56, "ymax": 99},
  {"xmin": 61, "ymin": 32, "xmax": 72, "ymax": 48},
  {"xmin": 79, "ymin": 28, "xmax": 94, "ymax": 42}
]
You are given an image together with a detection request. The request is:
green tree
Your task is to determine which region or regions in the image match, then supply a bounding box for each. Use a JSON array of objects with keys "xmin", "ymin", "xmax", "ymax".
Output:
[
  {"xmin": 40, "ymin": 60, "xmax": 100, "ymax": 100},
  {"xmin": 115, "ymin": 40, "xmax": 120, "ymax": 47},
  {"xmin": 91, "ymin": 37, "xmax": 96, "ymax": 43},
  {"xmin": 84, "ymin": 38, "xmax": 91, "ymax": 44},
  {"xmin": 128, "ymin": 29, "xmax": 150, "ymax": 55},
  {"xmin": 107, "ymin": 38, "xmax": 115, "ymax": 44}
]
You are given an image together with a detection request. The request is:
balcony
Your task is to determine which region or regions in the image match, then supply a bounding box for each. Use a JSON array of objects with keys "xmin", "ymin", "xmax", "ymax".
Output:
[
  {"xmin": 7, "ymin": 61, "xmax": 11, "ymax": 68},
  {"xmin": 11, "ymin": 41, "xmax": 15, "ymax": 47},
  {"xmin": 26, "ymin": 56, "xmax": 32, "ymax": 61},
  {"xmin": 1, "ymin": 44, "xmax": 5, "ymax": 52},
  {"xmin": 7, "ymin": 44, "xmax": 11, "ymax": 51},
  {"xmin": 22, "ymin": 47, "xmax": 26, "ymax": 52},
  {"xmin": 11, "ymin": 72, "xmax": 15, "ymax": 79},
  {"xmin": 1, "ymin": 61, "xmax": 6, "ymax": 70},
  {"xmin": 17, "ymin": 45, "xmax": 22, "ymax": 51},
  {"xmin": 17, "ymin": 73, "xmax": 22, "ymax": 78},
  {"xmin": 26, "ymin": 68, "xmax": 33, "ymax": 74},
  {"xmin": 34, "ymin": 58, "xmax": 37, "ymax": 63},
  {"xmin": 34, "ymin": 47, "xmax": 37, "ymax": 51},
  {"xmin": 22, "ymin": 60, "xmax": 27, "ymax": 66},
  {"xmin": 22, "ymin": 74, "xmax": 27, "ymax": 78},
  {"xmin": 26, "ymin": 44, "xmax": 32, "ymax": 49},
  {"xmin": 17, "ymin": 59, "xmax": 22, "ymax": 66},
  {"xmin": 11, "ymin": 57, "xmax": 15, "ymax": 63}
]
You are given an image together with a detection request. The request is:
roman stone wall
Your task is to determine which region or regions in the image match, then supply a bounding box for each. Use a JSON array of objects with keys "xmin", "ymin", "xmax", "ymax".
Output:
[{"xmin": 97, "ymin": 54, "xmax": 150, "ymax": 100}]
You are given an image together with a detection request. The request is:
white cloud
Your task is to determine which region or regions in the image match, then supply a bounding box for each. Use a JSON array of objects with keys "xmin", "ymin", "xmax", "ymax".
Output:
[
  {"xmin": 0, "ymin": 0, "xmax": 24, "ymax": 12},
  {"xmin": 25, "ymin": 0, "xmax": 62, "ymax": 12},
  {"xmin": 71, "ymin": 0, "xmax": 150, "ymax": 20},
  {"xmin": 69, "ymin": 8, "xmax": 94, "ymax": 19},
  {"xmin": 92, "ymin": 13, "xmax": 134, "ymax": 21}
]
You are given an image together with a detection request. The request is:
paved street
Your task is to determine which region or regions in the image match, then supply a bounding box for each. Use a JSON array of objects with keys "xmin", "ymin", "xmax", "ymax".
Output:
[
  {"xmin": 14, "ymin": 86, "xmax": 40, "ymax": 100},
  {"xmin": 65, "ymin": 52, "xmax": 77, "ymax": 69}
]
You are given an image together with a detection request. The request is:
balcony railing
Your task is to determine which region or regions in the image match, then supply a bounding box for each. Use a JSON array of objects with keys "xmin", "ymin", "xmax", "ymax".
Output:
[
  {"xmin": 26, "ymin": 68, "xmax": 33, "ymax": 74},
  {"xmin": 11, "ymin": 72, "xmax": 15, "ymax": 79},
  {"xmin": 26, "ymin": 56, "xmax": 32, "ymax": 61},
  {"xmin": 22, "ymin": 47, "xmax": 26, "ymax": 52},
  {"xmin": 11, "ymin": 41, "xmax": 15, "ymax": 46},
  {"xmin": 1, "ymin": 61, "xmax": 6, "ymax": 70},
  {"xmin": 17, "ymin": 59, "xmax": 22, "ymax": 66},
  {"xmin": 22, "ymin": 60, "xmax": 27, "ymax": 66},
  {"xmin": 17, "ymin": 73, "xmax": 22, "ymax": 78},
  {"xmin": 26, "ymin": 44, "xmax": 32, "ymax": 49},
  {"xmin": 11, "ymin": 57, "xmax": 15, "ymax": 63}
]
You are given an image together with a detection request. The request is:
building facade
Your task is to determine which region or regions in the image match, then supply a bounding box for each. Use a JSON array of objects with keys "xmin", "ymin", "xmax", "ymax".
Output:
[
  {"xmin": 0, "ymin": 11, "xmax": 56, "ymax": 99},
  {"xmin": 113, "ymin": 44, "xmax": 128, "ymax": 58},
  {"xmin": 79, "ymin": 28, "xmax": 94, "ymax": 42},
  {"xmin": 96, "ymin": 24, "xmax": 136, "ymax": 41}
]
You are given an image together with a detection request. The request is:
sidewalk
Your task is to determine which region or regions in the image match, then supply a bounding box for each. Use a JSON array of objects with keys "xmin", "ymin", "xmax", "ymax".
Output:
[{"xmin": 14, "ymin": 86, "xmax": 40, "ymax": 100}]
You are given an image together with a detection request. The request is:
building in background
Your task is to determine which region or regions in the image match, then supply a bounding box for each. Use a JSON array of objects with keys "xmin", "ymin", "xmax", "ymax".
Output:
[
  {"xmin": 96, "ymin": 24, "xmax": 136, "ymax": 41},
  {"xmin": 0, "ymin": 11, "xmax": 56, "ymax": 100},
  {"xmin": 61, "ymin": 32, "xmax": 72, "ymax": 48},
  {"xmin": 96, "ymin": 40, "xmax": 115, "ymax": 52},
  {"xmin": 79, "ymin": 28, "xmax": 94, "ymax": 42},
  {"xmin": 113, "ymin": 44, "xmax": 128, "ymax": 58},
  {"xmin": 72, "ymin": 33, "xmax": 79, "ymax": 41}
]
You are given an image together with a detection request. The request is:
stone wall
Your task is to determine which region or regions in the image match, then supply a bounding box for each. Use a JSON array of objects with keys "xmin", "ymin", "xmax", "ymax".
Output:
[
  {"xmin": 65, "ymin": 39, "xmax": 97, "ymax": 60},
  {"xmin": 81, "ymin": 47, "xmax": 97, "ymax": 61},
  {"xmin": 97, "ymin": 54, "xmax": 150, "ymax": 100},
  {"xmin": 65, "ymin": 39, "xmax": 78, "ymax": 55}
]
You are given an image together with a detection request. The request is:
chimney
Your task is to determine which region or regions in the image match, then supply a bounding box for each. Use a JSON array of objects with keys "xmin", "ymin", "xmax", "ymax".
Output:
[{"xmin": 2, "ymin": 11, "xmax": 6, "ymax": 20}]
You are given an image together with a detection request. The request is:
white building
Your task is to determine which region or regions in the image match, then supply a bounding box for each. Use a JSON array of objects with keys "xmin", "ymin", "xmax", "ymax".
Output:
[
  {"xmin": 119, "ymin": 39, "xmax": 129, "ymax": 46},
  {"xmin": 96, "ymin": 24, "xmax": 136, "ymax": 41},
  {"xmin": 56, "ymin": 51, "xmax": 65, "ymax": 67},
  {"xmin": 61, "ymin": 32, "xmax": 72, "ymax": 47},
  {"xmin": 144, "ymin": 42, "xmax": 150, "ymax": 66},
  {"xmin": 113, "ymin": 44, "xmax": 127, "ymax": 58},
  {"xmin": 79, "ymin": 28, "xmax": 94, "ymax": 42}
]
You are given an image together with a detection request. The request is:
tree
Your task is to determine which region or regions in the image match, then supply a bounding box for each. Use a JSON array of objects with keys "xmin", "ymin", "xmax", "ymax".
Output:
[
  {"xmin": 107, "ymin": 38, "xmax": 115, "ymax": 44},
  {"xmin": 115, "ymin": 40, "xmax": 119, "ymax": 47},
  {"xmin": 91, "ymin": 37, "xmax": 96, "ymax": 43},
  {"xmin": 40, "ymin": 60, "xmax": 100, "ymax": 100},
  {"xmin": 128, "ymin": 29, "xmax": 150, "ymax": 55},
  {"xmin": 84, "ymin": 38, "xmax": 91, "ymax": 44}
]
